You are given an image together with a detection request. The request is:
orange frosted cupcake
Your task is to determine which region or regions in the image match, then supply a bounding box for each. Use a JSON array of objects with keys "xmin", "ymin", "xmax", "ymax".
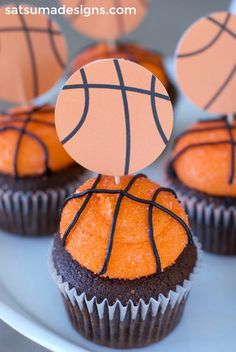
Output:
[
  {"xmin": 70, "ymin": 42, "xmax": 177, "ymax": 105},
  {"xmin": 0, "ymin": 105, "xmax": 85, "ymax": 236},
  {"xmin": 168, "ymin": 116, "xmax": 236, "ymax": 254},
  {"xmin": 51, "ymin": 174, "xmax": 199, "ymax": 348}
]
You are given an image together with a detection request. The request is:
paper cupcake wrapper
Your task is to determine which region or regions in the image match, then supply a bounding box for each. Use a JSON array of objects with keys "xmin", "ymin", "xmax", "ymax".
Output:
[
  {"xmin": 50, "ymin": 238, "xmax": 201, "ymax": 348},
  {"xmin": 0, "ymin": 180, "xmax": 79, "ymax": 237},
  {"xmin": 175, "ymin": 190, "xmax": 236, "ymax": 255}
]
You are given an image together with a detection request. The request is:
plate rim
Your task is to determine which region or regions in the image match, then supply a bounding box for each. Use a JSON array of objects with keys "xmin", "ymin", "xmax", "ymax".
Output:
[{"xmin": 0, "ymin": 299, "xmax": 89, "ymax": 352}]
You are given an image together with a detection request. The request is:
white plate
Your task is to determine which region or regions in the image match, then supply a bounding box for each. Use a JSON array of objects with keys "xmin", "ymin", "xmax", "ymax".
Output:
[{"xmin": 1, "ymin": 71, "xmax": 236, "ymax": 352}]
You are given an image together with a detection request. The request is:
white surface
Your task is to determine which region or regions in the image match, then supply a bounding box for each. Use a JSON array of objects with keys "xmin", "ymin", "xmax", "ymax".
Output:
[
  {"xmin": 230, "ymin": 0, "xmax": 236, "ymax": 12},
  {"xmin": 1, "ymin": 66, "xmax": 236, "ymax": 352}
]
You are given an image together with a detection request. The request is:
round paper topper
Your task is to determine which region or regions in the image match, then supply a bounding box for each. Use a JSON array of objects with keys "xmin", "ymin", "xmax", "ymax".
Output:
[
  {"xmin": 55, "ymin": 59, "xmax": 173, "ymax": 176},
  {"xmin": 175, "ymin": 11, "xmax": 236, "ymax": 115},
  {"xmin": 60, "ymin": 0, "xmax": 149, "ymax": 40},
  {"xmin": 0, "ymin": 4, "xmax": 68, "ymax": 104}
]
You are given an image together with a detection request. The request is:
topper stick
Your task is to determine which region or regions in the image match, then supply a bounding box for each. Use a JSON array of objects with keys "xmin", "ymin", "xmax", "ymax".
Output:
[
  {"xmin": 107, "ymin": 39, "xmax": 116, "ymax": 52},
  {"xmin": 227, "ymin": 114, "xmax": 234, "ymax": 126},
  {"xmin": 18, "ymin": 68, "xmax": 27, "ymax": 106},
  {"xmin": 115, "ymin": 176, "xmax": 120, "ymax": 185}
]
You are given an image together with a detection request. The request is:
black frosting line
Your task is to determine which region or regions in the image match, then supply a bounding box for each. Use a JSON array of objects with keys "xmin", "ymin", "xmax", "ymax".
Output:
[
  {"xmin": 1, "ymin": 105, "xmax": 54, "ymax": 117},
  {"xmin": 170, "ymin": 116, "xmax": 236, "ymax": 185},
  {"xmin": 226, "ymin": 119, "xmax": 235, "ymax": 184},
  {"xmin": 148, "ymin": 187, "xmax": 178, "ymax": 274},
  {"xmin": 0, "ymin": 117, "xmax": 54, "ymax": 126},
  {"xmin": 13, "ymin": 118, "xmax": 29, "ymax": 177},
  {"xmin": 0, "ymin": 105, "xmax": 53, "ymax": 178},
  {"xmin": 99, "ymin": 174, "xmax": 146, "ymax": 275},
  {"xmin": 62, "ymin": 174, "xmax": 102, "ymax": 246},
  {"xmin": 173, "ymin": 117, "xmax": 236, "ymax": 147}
]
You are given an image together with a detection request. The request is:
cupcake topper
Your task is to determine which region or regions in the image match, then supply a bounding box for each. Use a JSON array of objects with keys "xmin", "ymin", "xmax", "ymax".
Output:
[
  {"xmin": 0, "ymin": 3, "xmax": 68, "ymax": 104},
  {"xmin": 175, "ymin": 11, "xmax": 236, "ymax": 125},
  {"xmin": 55, "ymin": 58, "xmax": 173, "ymax": 177},
  {"xmin": 59, "ymin": 0, "xmax": 149, "ymax": 48}
]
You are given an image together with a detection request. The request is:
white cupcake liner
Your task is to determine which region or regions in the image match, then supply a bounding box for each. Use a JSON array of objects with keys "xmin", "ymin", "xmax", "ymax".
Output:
[
  {"xmin": 0, "ymin": 180, "xmax": 78, "ymax": 237},
  {"xmin": 50, "ymin": 237, "xmax": 201, "ymax": 348},
  {"xmin": 175, "ymin": 190, "xmax": 236, "ymax": 255}
]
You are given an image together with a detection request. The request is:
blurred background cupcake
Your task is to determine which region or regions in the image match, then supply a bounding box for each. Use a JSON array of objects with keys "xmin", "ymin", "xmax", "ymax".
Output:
[
  {"xmin": 70, "ymin": 41, "xmax": 177, "ymax": 105},
  {"xmin": 0, "ymin": 105, "xmax": 85, "ymax": 236},
  {"xmin": 168, "ymin": 7, "xmax": 236, "ymax": 254},
  {"xmin": 168, "ymin": 116, "xmax": 236, "ymax": 254}
]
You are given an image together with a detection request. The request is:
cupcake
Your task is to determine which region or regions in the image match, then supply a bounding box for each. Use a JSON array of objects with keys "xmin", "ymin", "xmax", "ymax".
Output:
[
  {"xmin": 51, "ymin": 174, "xmax": 199, "ymax": 348},
  {"xmin": 0, "ymin": 104, "xmax": 85, "ymax": 236},
  {"xmin": 168, "ymin": 116, "xmax": 236, "ymax": 254},
  {"xmin": 70, "ymin": 42, "xmax": 177, "ymax": 105}
]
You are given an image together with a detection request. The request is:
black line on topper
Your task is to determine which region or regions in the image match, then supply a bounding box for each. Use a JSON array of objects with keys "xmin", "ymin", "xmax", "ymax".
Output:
[
  {"xmin": 203, "ymin": 64, "xmax": 236, "ymax": 111},
  {"xmin": 0, "ymin": 27, "xmax": 61, "ymax": 34},
  {"xmin": 17, "ymin": 11, "xmax": 39, "ymax": 98},
  {"xmin": 114, "ymin": 59, "xmax": 131, "ymax": 175},
  {"xmin": 177, "ymin": 12, "xmax": 231, "ymax": 58},
  {"xmin": 150, "ymin": 75, "xmax": 168, "ymax": 145},
  {"xmin": 47, "ymin": 18, "xmax": 65, "ymax": 69},
  {"xmin": 61, "ymin": 68, "xmax": 89, "ymax": 145},
  {"xmin": 207, "ymin": 16, "xmax": 236, "ymax": 39},
  {"xmin": 62, "ymin": 83, "xmax": 170, "ymax": 101}
]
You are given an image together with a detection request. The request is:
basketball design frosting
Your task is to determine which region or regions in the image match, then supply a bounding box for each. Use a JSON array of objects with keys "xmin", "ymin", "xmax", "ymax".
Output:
[
  {"xmin": 60, "ymin": 174, "xmax": 192, "ymax": 279},
  {"xmin": 60, "ymin": 0, "xmax": 148, "ymax": 40},
  {"xmin": 0, "ymin": 4, "xmax": 68, "ymax": 104},
  {"xmin": 170, "ymin": 116, "xmax": 236, "ymax": 196},
  {"xmin": 55, "ymin": 59, "xmax": 173, "ymax": 176},
  {"xmin": 176, "ymin": 11, "xmax": 236, "ymax": 115}
]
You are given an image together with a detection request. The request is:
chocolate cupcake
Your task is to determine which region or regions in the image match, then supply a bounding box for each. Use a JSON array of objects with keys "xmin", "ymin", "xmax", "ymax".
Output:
[
  {"xmin": 51, "ymin": 174, "xmax": 199, "ymax": 348},
  {"xmin": 0, "ymin": 104, "xmax": 85, "ymax": 236},
  {"xmin": 70, "ymin": 42, "xmax": 177, "ymax": 105},
  {"xmin": 168, "ymin": 116, "xmax": 236, "ymax": 254}
]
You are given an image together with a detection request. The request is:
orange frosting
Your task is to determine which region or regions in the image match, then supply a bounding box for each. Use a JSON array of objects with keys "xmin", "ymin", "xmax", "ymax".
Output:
[
  {"xmin": 60, "ymin": 175, "xmax": 189, "ymax": 280},
  {"xmin": 71, "ymin": 42, "xmax": 169, "ymax": 89},
  {"xmin": 0, "ymin": 105, "xmax": 75, "ymax": 177},
  {"xmin": 172, "ymin": 119, "xmax": 236, "ymax": 196}
]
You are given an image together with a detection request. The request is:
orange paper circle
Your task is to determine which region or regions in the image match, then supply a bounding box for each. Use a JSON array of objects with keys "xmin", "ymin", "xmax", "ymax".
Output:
[
  {"xmin": 176, "ymin": 11, "xmax": 236, "ymax": 115},
  {"xmin": 55, "ymin": 59, "xmax": 173, "ymax": 176},
  {"xmin": 59, "ymin": 0, "xmax": 148, "ymax": 40},
  {"xmin": 0, "ymin": 4, "xmax": 68, "ymax": 104}
]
